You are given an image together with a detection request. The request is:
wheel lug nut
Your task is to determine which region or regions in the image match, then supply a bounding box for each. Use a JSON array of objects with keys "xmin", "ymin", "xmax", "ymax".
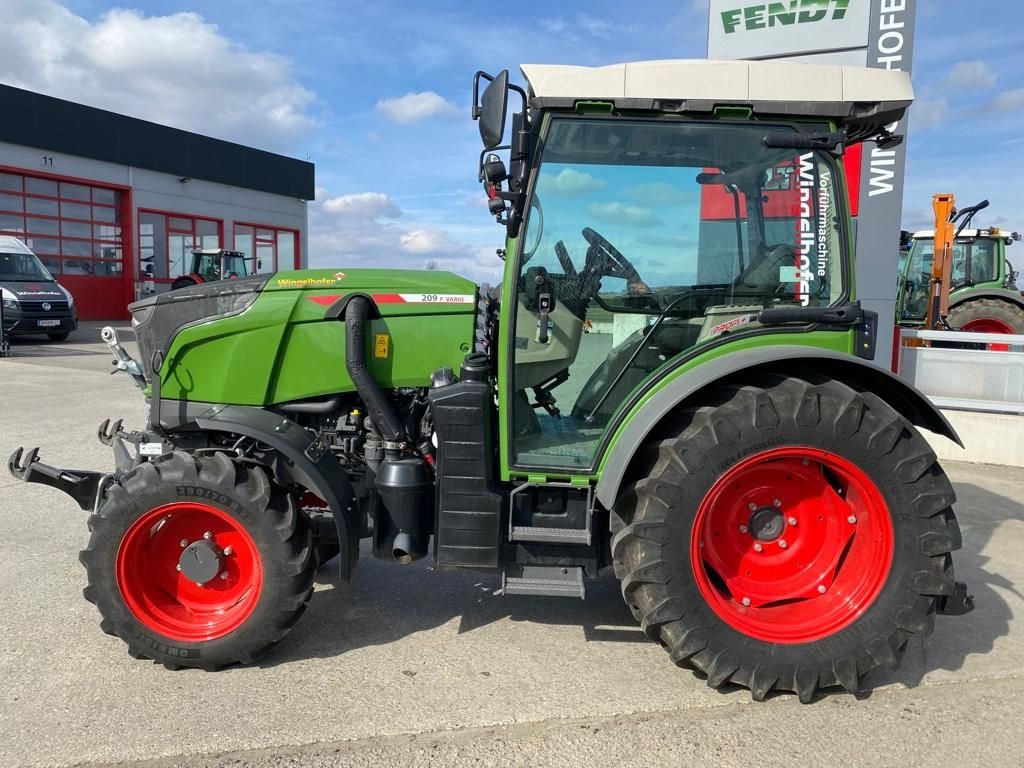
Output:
[
  {"xmin": 818, "ymin": 584, "xmax": 827, "ymax": 594},
  {"xmin": 753, "ymin": 543, "xmax": 764, "ymax": 552},
  {"xmin": 748, "ymin": 502, "xmax": 756, "ymax": 511},
  {"xmin": 847, "ymin": 515, "xmax": 857, "ymax": 524},
  {"xmin": 203, "ymin": 531, "xmax": 213, "ymax": 540},
  {"xmin": 179, "ymin": 538, "xmax": 189, "ymax": 548},
  {"xmin": 175, "ymin": 564, "xmax": 182, "ymax": 571},
  {"xmin": 741, "ymin": 597, "xmax": 751, "ymax": 606},
  {"xmin": 773, "ymin": 498, "xmax": 781, "ymax": 507},
  {"xmin": 220, "ymin": 571, "xmax": 229, "ymax": 580},
  {"xmin": 223, "ymin": 546, "xmax": 233, "ymax": 556},
  {"xmin": 779, "ymin": 539, "xmax": 788, "ymax": 549},
  {"xmin": 802, "ymin": 459, "xmax": 810, "ymax": 466},
  {"xmin": 787, "ymin": 517, "xmax": 797, "ymax": 526},
  {"xmin": 739, "ymin": 525, "xmax": 748, "ymax": 534}
]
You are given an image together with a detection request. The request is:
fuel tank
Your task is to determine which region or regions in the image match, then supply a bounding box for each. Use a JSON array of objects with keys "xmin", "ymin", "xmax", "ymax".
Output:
[{"xmin": 129, "ymin": 269, "xmax": 478, "ymax": 406}]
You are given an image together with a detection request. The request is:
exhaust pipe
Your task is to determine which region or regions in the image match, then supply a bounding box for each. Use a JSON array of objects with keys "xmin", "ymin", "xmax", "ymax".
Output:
[
  {"xmin": 344, "ymin": 297, "xmax": 407, "ymax": 445},
  {"xmin": 392, "ymin": 532, "xmax": 415, "ymax": 565},
  {"xmin": 343, "ymin": 296, "xmax": 433, "ymax": 563}
]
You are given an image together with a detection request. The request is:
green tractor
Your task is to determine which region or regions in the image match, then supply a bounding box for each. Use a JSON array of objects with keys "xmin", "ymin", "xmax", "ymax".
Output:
[
  {"xmin": 898, "ymin": 218, "xmax": 1024, "ymax": 334},
  {"xmin": 9, "ymin": 60, "xmax": 973, "ymax": 702}
]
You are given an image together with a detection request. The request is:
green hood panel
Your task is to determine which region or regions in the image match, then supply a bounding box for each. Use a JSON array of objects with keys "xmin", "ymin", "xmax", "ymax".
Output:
[{"xmin": 158, "ymin": 269, "xmax": 477, "ymax": 406}]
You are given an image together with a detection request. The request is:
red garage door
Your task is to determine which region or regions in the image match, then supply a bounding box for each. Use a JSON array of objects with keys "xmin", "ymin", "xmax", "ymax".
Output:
[{"xmin": 0, "ymin": 168, "xmax": 132, "ymax": 320}]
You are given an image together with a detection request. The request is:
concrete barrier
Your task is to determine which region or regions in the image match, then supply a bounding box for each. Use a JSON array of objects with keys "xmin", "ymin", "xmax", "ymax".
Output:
[{"xmin": 925, "ymin": 410, "xmax": 1024, "ymax": 468}]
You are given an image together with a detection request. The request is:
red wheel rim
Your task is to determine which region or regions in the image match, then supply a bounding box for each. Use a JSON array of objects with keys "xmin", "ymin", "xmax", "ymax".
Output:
[
  {"xmin": 116, "ymin": 502, "xmax": 263, "ymax": 642},
  {"xmin": 691, "ymin": 447, "xmax": 893, "ymax": 644},
  {"xmin": 960, "ymin": 318, "xmax": 1013, "ymax": 351}
]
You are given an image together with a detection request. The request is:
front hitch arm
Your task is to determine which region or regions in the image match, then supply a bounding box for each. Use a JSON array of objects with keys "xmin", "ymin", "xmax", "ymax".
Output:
[{"xmin": 8, "ymin": 447, "xmax": 110, "ymax": 511}]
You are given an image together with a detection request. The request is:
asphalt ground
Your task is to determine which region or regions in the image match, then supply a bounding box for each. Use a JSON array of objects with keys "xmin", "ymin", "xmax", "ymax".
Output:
[{"xmin": 0, "ymin": 324, "xmax": 1022, "ymax": 767}]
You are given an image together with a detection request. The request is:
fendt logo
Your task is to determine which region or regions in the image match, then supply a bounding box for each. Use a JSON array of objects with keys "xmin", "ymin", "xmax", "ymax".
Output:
[{"xmin": 721, "ymin": 0, "xmax": 850, "ymax": 34}]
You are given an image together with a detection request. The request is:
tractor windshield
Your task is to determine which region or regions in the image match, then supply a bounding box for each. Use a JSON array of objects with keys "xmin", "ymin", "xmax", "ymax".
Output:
[
  {"xmin": 900, "ymin": 237, "xmax": 999, "ymax": 322},
  {"xmin": 510, "ymin": 117, "xmax": 846, "ymax": 469}
]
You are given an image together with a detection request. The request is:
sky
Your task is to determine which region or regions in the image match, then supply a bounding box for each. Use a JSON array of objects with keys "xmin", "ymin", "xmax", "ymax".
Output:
[{"xmin": 2, "ymin": 0, "xmax": 1022, "ymax": 283}]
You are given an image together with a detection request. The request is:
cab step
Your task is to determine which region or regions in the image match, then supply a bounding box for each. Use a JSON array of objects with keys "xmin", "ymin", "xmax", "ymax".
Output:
[
  {"xmin": 509, "ymin": 526, "xmax": 590, "ymax": 544},
  {"xmin": 501, "ymin": 565, "xmax": 585, "ymax": 599}
]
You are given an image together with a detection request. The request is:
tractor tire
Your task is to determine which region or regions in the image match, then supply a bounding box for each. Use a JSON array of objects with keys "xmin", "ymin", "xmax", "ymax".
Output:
[
  {"xmin": 79, "ymin": 451, "xmax": 316, "ymax": 669},
  {"xmin": 171, "ymin": 277, "xmax": 199, "ymax": 291},
  {"xmin": 611, "ymin": 375, "xmax": 961, "ymax": 702},
  {"xmin": 948, "ymin": 298, "xmax": 1024, "ymax": 334}
]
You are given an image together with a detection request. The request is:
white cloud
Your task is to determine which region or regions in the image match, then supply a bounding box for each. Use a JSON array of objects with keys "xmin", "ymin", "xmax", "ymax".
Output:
[
  {"xmin": 623, "ymin": 182, "xmax": 695, "ymax": 207},
  {"xmin": 945, "ymin": 61, "xmax": 996, "ymax": 90},
  {"xmin": 399, "ymin": 229, "xmax": 457, "ymax": 254},
  {"xmin": 307, "ymin": 188, "xmax": 503, "ymax": 283},
  {"xmin": 543, "ymin": 168, "xmax": 606, "ymax": 197},
  {"xmin": 321, "ymin": 192, "xmax": 401, "ymax": 220},
  {"xmin": 912, "ymin": 97, "xmax": 948, "ymax": 130},
  {"xmin": 0, "ymin": 0, "xmax": 318, "ymax": 152},
  {"xmin": 982, "ymin": 88, "xmax": 1024, "ymax": 113},
  {"xmin": 375, "ymin": 91, "xmax": 458, "ymax": 124},
  {"xmin": 588, "ymin": 202, "xmax": 661, "ymax": 227}
]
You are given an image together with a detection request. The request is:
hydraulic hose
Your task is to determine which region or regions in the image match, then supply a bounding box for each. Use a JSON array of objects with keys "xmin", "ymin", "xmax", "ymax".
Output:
[{"xmin": 344, "ymin": 296, "xmax": 407, "ymax": 444}]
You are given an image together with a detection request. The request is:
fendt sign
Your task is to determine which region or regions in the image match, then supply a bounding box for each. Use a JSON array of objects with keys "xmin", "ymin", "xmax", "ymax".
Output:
[
  {"xmin": 707, "ymin": 0, "xmax": 917, "ymax": 370},
  {"xmin": 719, "ymin": 0, "xmax": 852, "ymax": 34},
  {"xmin": 709, "ymin": 0, "xmax": 870, "ymax": 60}
]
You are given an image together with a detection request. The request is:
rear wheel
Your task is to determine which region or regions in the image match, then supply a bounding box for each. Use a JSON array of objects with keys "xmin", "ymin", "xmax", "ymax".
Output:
[
  {"xmin": 171, "ymin": 276, "xmax": 200, "ymax": 291},
  {"xmin": 949, "ymin": 298, "xmax": 1024, "ymax": 334},
  {"xmin": 80, "ymin": 451, "xmax": 315, "ymax": 669},
  {"xmin": 611, "ymin": 375, "xmax": 961, "ymax": 701}
]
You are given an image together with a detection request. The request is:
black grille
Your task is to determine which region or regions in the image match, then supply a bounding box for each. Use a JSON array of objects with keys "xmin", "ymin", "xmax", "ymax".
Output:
[{"xmin": 21, "ymin": 300, "xmax": 69, "ymax": 312}]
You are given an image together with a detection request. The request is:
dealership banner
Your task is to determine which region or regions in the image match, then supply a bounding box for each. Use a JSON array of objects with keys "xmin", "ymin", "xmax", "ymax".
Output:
[{"xmin": 708, "ymin": 0, "xmax": 917, "ymax": 368}]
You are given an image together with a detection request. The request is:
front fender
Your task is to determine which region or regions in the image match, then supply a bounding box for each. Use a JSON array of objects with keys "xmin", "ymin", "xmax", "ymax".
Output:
[
  {"xmin": 594, "ymin": 346, "xmax": 962, "ymax": 509},
  {"xmin": 195, "ymin": 405, "xmax": 359, "ymax": 581}
]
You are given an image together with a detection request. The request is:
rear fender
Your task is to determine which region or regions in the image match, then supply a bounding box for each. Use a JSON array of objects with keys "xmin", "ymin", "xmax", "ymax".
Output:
[
  {"xmin": 594, "ymin": 346, "xmax": 962, "ymax": 509},
  {"xmin": 194, "ymin": 405, "xmax": 359, "ymax": 580}
]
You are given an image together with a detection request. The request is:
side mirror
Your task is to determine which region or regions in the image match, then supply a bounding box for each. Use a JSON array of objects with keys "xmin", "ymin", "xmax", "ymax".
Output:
[{"xmin": 475, "ymin": 70, "xmax": 509, "ymax": 149}]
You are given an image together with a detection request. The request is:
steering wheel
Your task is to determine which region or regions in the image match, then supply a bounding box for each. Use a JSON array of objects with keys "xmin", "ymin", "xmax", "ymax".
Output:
[
  {"xmin": 581, "ymin": 227, "xmax": 648, "ymax": 291},
  {"xmin": 554, "ymin": 241, "xmax": 578, "ymax": 276}
]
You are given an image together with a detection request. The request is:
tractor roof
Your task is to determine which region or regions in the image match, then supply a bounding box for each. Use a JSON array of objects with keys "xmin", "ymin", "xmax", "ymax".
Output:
[
  {"xmin": 912, "ymin": 229, "xmax": 1015, "ymax": 244},
  {"xmin": 520, "ymin": 59, "xmax": 913, "ymax": 125}
]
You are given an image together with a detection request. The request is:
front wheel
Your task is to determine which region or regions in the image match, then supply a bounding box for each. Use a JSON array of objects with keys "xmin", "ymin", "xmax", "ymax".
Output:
[
  {"xmin": 611, "ymin": 375, "xmax": 962, "ymax": 701},
  {"xmin": 80, "ymin": 451, "xmax": 315, "ymax": 669}
]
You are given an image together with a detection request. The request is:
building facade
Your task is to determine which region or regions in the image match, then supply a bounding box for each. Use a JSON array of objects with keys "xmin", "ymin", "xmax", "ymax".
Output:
[{"xmin": 0, "ymin": 84, "xmax": 314, "ymax": 320}]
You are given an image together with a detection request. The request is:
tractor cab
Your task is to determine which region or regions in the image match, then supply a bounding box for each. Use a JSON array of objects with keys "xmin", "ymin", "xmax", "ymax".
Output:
[
  {"xmin": 474, "ymin": 61, "xmax": 908, "ymax": 468},
  {"xmin": 171, "ymin": 249, "xmax": 251, "ymax": 291}
]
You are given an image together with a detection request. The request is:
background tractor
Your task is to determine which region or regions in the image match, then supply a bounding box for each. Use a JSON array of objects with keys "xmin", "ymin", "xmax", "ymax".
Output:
[
  {"xmin": 9, "ymin": 59, "xmax": 972, "ymax": 702},
  {"xmin": 170, "ymin": 248, "xmax": 252, "ymax": 291},
  {"xmin": 898, "ymin": 200, "xmax": 1024, "ymax": 335}
]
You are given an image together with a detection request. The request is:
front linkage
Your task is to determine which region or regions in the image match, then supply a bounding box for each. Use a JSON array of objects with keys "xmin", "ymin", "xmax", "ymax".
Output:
[{"xmin": 8, "ymin": 327, "xmax": 165, "ymax": 513}]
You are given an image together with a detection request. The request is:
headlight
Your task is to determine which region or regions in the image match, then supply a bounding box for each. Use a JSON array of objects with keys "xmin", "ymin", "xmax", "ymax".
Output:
[
  {"xmin": 58, "ymin": 284, "xmax": 75, "ymax": 307},
  {"xmin": 1, "ymin": 288, "xmax": 17, "ymax": 310}
]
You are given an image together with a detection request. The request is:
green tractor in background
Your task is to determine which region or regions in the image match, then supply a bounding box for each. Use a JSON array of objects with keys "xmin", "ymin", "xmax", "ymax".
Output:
[
  {"xmin": 898, "ymin": 219, "xmax": 1024, "ymax": 334},
  {"xmin": 9, "ymin": 59, "xmax": 972, "ymax": 702}
]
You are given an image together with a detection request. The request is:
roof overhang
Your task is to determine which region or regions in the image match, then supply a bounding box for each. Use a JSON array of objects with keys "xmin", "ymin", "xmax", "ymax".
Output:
[{"xmin": 521, "ymin": 59, "xmax": 913, "ymax": 126}]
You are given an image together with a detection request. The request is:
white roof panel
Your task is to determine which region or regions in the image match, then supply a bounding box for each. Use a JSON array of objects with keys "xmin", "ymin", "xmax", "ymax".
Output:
[{"xmin": 520, "ymin": 59, "xmax": 913, "ymax": 121}]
